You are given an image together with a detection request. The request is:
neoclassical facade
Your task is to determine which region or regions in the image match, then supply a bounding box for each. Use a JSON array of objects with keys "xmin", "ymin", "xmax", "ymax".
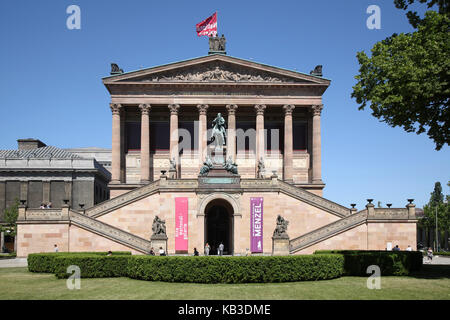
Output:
[
  {"xmin": 105, "ymin": 54, "xmax": 327, "ymax": 195},
  {"xmin": 16, "ymin": 53, "xmax": 418, "ymax": 257}
]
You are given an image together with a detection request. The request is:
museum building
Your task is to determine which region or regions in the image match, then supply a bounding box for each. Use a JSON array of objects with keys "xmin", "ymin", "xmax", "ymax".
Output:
[{"xmin": 15, "ymin": 44, "xmax": 418, "ymax": 256}]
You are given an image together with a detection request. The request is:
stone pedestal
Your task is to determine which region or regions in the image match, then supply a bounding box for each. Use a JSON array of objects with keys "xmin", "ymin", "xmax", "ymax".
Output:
[
  {"xmin": 151, "ymin": 235, "xmax": 168, "ymax": 255},
  {"xmin": 272, "ymin": 236, "xmax": 290, "ymax": 256},
  {"xmin": 209, "ymin": 145, "xmax": 227, "ymax": 165}
]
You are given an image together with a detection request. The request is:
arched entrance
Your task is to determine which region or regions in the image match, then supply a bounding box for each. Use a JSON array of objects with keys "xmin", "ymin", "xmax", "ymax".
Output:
[{"xmin": 205, "ymin": 199, "xmax": 234, "ymax": 255}]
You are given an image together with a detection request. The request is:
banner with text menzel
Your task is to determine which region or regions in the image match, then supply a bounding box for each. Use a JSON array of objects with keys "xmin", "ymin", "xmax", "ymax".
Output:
[{"xmin": 250, "ymin": 197, "xmax": 263, "ymax": 253}]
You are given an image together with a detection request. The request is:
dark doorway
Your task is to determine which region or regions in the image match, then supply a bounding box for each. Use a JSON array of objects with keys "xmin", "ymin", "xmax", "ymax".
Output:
[{"xmin": 205, "ymin": 200, "xmax": 233, "ymax": 255}]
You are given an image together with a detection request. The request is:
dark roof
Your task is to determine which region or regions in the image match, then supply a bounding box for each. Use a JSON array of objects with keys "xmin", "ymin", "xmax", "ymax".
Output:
[{"xmin": 0, "ymin": 146, "xmax": 84, "ymax": 159}]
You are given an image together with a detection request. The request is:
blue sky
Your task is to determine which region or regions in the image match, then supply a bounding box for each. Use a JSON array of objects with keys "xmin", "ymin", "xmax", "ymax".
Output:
[{"xmin": 0, "ymin": 0, "xmax": 448, "ymax": 209}]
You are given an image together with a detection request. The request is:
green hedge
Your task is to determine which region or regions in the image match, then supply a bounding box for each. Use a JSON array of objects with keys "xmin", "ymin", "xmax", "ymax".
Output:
[
  {"xmin": 314, "ymin": 250, "xmax": 422, "ymax": 276},
  {"xmin": 28, "ymin": 253, "xmax": 344, "ymax": 283},
  {"xmin": 0, "ymin": 252, "xmax": 16, "ymax": 260},
  {"xmin": 434, "ymin": 252, "xmax": 450, "ymax": 256},
  {"xmin": 54, "ymin": 255, "xmax": 130, "ymax": 279},
  {"xmin": 127, "ymin": 255, "xmax": 344, "ymax": 284},
  {"xmin": 27, "ymin": 250, "xmax": 424, "ymax": 282},
  {"xmin": 27, "ymin": 252, "xmax": 131, "ymax": 273}
]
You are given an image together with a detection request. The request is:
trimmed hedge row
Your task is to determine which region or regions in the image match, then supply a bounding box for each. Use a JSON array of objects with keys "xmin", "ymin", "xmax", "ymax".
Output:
[
  {"xmin": 28, "ymin": 253, "xmax": 344, "ymax": 283},
  {"xmin": 28, "ymin": 251, "xmax": 131, "ymax": 273},
  {"xmin": 127, "ymin": 255, "xmax": 344, "ymax": 283},
  {"xmin": 314, "ymin": 250, "xmax": 422, "ymax": 276},
  {"xmin": 54, "ymin": 255, "xmax": 130, "ymax": 279},
  {"xmin": 434, "ymin": 252, "xmax": 450, "ymax": 256},
  {"xmin": 0, "ymin": 252, "xmax": 16, "ymax": 260}
]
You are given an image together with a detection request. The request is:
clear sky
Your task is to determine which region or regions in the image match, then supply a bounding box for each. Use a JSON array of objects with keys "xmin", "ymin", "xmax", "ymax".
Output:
[{"xmin": 0, "ymin": 0, "xmax": 448, "ymax": 210}]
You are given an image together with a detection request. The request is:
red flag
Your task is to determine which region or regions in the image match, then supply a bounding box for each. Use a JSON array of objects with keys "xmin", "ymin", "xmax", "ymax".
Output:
[{"xmin": 196, "ymin": 12, "xmax": 217, "ymax": 37}]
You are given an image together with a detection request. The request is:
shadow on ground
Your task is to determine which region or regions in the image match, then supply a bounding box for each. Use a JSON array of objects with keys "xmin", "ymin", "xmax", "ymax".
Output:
[{"xmin": 410, "ymin": 265, "xmax": 450, "ymax": 279}]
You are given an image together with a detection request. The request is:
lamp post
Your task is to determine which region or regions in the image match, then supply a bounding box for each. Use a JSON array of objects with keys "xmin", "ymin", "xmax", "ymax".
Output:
[{"xmin": 435, "ymin": 205, "xmax": 438, "ymax": 252}]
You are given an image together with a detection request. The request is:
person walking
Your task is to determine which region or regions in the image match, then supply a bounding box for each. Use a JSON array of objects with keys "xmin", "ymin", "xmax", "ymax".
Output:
[
  {"xmin": 204, "ymin": 242, "xmax": 210, "ymax": 256},
  {"xmin": 54, "ymin": 244, "xmax": 59, "ymax": 252},
  {"xmin": 427, "ymin": 247, "xmax": 433, "ymax": 262},
  {"xmin": 219, "ymin": 242, "xmax": 224, "ymax": 256}
]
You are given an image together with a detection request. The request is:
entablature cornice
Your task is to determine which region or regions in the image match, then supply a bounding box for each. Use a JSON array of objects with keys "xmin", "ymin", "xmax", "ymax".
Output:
[{"xmin": 110, "ymin": 96, "xmax": 323, "ymax": 106}]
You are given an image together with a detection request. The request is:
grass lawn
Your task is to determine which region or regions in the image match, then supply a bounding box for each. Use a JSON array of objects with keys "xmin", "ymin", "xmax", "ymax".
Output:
[{"xmin": 0, "ymin": 265, "xmax": 449, "ymax": 300}]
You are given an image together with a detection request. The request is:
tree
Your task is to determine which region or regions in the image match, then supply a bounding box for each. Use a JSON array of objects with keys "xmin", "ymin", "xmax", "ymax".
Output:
[
  {"xmin": 422, "ymin": 182, "xmax": 449, "ymax": 250},
  {"xmin": 394, "ymin": 0, "xmax": 450, "ymax": 27},
  {"xmin": 0, "ymin": 198, "xmax": 19, "ymax": 238},
  {"xmin": 430, "ymin": 181, "xmax": 444, "ymax": 205},
  {"xmin": 352, "ymin": 2, "xmax": 449, "ymax": 150}
]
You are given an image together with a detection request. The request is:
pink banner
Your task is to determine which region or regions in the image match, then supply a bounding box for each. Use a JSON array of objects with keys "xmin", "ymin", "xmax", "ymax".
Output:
[
  {"xmin": 250, "ymin": 197, "xmax": 263, "ymax": 253},
  {"xmin": 175, "ymin": 197, "xmax": 188, "ymax": 252}
]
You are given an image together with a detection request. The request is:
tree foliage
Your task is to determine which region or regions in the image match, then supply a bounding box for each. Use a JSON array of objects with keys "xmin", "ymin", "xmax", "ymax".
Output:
[
  {"xmin": 352, "ymin": 3, "xmax": 450, "ymax": 150},
  {"xmin": 421, "ymin": 182, "xmax": 449, "ymax": 244},
  {"xmin": 394, "ymin": 0, "xmax": 450, "ymax": 27},
  {"xmin": 1, "ymin": 198, "xmax": 19, "ymax": 237}
]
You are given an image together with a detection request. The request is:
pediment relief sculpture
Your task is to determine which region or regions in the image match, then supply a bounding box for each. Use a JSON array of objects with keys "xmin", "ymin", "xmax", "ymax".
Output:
[{"xmin": 135, "ymin": 63, "xmax": 306, "ymax": 84}]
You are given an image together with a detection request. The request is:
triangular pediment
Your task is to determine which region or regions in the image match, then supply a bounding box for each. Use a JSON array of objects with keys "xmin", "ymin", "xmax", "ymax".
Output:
[{"xmin": 103, "ymin": 55, "xmax": 330, "ymax": 86}]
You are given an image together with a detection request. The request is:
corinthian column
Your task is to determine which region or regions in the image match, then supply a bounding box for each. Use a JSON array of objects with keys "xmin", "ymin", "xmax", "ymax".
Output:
[
  {"xmin": 110, "ymin": 103, "xmax": 123, "ymax": 184},
  {"xmin": 169, "ymin": 104, "xmax": 180, "ymax": 174},
  {"xmin": 311, "ymin": 104, "xmax": 323, "ymax": 183},
  {"xmin": 255, "ymin": 105, "xmax": 266, "ymax": 175},
  {"xmin": 139, "ymin": 104, "xmax": 151, "ymax": 183},
  {"xmin": 226, "ymin": 104, "xmax": 238, "ymax": 161},
  {"xmin": 283, "ymin": 105, "xmax": 295, "ymax": 182},
  {"xmin": 197, "ymin": 104, "xmax": 209, "ymax": 165}
]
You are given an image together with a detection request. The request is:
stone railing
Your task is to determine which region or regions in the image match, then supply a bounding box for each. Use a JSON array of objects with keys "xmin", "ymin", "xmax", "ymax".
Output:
[
  {"xmin": 369, "ymin": 208, "xmax": 411, "ymax": 220},
  {"xmin": 85, "ymin": 180, "xmax": 161, "ymax": 218},
  {"xmin": 278, "ymin": 181, "xmax": 350, "ymax": 217},
  {"xmin": 241, "ymin": 179, "xmax": 350, "ymax": 218},
  {"xmin": 69, "ymin": 211, "xmax": 152, "ymax": 253},
  {"xmin": 289, "ymin": 210, "xmax": 368, "ymax": 253},
  {"xmin": 22, "ymin": 209, "xmax": 68, "ymax": 221}
]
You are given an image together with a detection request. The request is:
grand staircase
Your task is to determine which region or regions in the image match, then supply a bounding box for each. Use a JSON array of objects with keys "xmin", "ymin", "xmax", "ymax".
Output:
[
  {"xmin": 289, "ymin": 210, "xmax": 368, "ymax": 253},
  {"xmin": 85, "ymin": 180, "xmax": 161, "ymax": 218},
  {"xmin": 70, "ymin": 210, "xmax": 152, "ymax": 253}
]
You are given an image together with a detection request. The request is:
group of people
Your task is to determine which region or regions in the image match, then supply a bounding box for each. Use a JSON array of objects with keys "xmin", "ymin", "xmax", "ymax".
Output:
[
  {"xmin": 145, "ymin": 243, "xmax": 226, "ymax": 257},
  {"xmin": 204, "ymin": 242, "xmax": 225, "ymax": 256},
  {"xmin": 392, "ymin": 244, "xmax": 413, "ymax": 251},
  {"xmin": 39, "ymin": 202, "xmax": 52, "ymax": 209},
  {"xmin": 148, "ymin": 247, "xmax": 166, "ymax": 256}
]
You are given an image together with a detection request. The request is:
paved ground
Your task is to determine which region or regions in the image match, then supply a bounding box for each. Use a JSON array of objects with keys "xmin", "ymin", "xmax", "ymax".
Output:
[
  {"xmin": 0, "ymin": 258, "xmax": 28, "ymax": 268},
  {"xmin": 423, "ymin": 256, "xmax": 450, "ymax": 265}
]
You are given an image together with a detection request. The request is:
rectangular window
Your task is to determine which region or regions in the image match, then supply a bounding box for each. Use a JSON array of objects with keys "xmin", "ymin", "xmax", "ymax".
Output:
[
  {"xmin": 150, "ymin": 122, "xmax": 170, "ymax": 151},
  {"xmin": 179, "ymin": 121, "xmax": 197, "ymax": 154},
  {"xmin": 264, "ymin": 123, "xmax": 284, "ymax": 153},
  {"xmin": 125, "ymin": 122, "xmax": 141, "ymax": 151},
  {"xmin": 236, "ymin": 122, "xmax": 256, "ymax": 152},
  {"xmin": 293, "ymin": 122, "xmax": 308, "ymax": 151}
]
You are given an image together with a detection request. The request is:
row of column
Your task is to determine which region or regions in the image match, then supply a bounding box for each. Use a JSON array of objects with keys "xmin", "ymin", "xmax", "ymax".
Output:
[{"xmin": 110, "ymin": 103, "xmax": 323, "ymax": 184}]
